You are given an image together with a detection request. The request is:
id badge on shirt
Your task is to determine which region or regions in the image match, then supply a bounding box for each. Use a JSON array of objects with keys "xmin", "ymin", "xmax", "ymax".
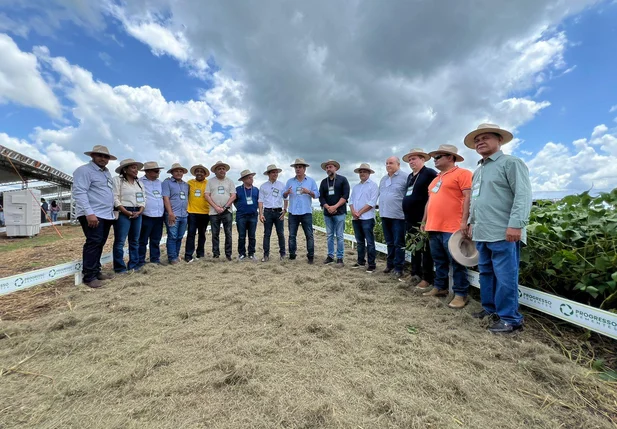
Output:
[
  {"xmin": 272, "ymin": 188, "xmax": 280, "ymax": 197},
  {"xmin": 194, "ymin": 189, "xmax": 202, "ymax": 197},
  {"xmin": 472, "ymin": 182, "xmax": 481, "ymax": 199},
  {"xmin": 107, "ymin": 178, "xmax": 113, "ymax": 189},
  {"xmin": 217, "ymin": 186, "xmax": 225, "ymax": 195},
  {"xmin": 431, "ymin": 180, "xmax": 442, "ymax": 193},
  {"xmin": 296, "ymin": 186, "xmax": 303, "ymax": 195},
  {"xmin": 153, "ymin": 190, "xmax": 161, "ymax": 198},
  {"xmin": 328, "ymin": 186, "xmax": 335, "ymax": 196},
  {"xmin": 406, "ymin": 185, "xmax": 414, "ymax": 196},
  {"xmin": 247, "ymin": 196, "xmax": 254, "ymax": 205},
  {"xmin": 179, "ymin": 191, "xmax": 187, "ymax": 200},
  {"xmin": 136, "ymin": 192, "xmax": 145, "ymax": 203}
]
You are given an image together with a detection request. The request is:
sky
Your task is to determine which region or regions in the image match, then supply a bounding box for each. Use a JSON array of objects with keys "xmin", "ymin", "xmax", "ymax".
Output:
[{"xmin": 0, "ymin": 0, "xmax": 616, "ymax": 198}]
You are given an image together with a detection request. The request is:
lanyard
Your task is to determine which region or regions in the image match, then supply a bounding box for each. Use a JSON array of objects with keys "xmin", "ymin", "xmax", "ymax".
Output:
[{"xmin": 244, "ymin": 186, "xmax": 252, "ymax": 200}]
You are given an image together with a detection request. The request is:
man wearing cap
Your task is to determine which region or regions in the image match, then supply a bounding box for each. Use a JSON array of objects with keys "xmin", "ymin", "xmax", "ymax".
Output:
[
  {"xmin": 162, "ymin": 163, "xmax": 190, "ymax": 264},
  {"xmin": 465, "ymin": 124, "xmax": 532, "ymax": 334},
  {"xmin": 283, "ymin": 158, "xmax": 319, "ymax": 264},
  {"xmin": 138, "ymin": 162, "xmax": 165, "ymax": 267},
  {"xmin": 205, "ymin": 161, "xmax": 236, "ymax": 261},
  {"xmin": 378, "ymin": 156, "xmax": 408, "ymax": 280},
  {"xmin": 72, "ymin": 145, "xmax": 117, "ymax": 288},
  {"xmin": 349, "ymin": 163, "xmax": 379, "ymax": 272},
  {"xmin": 319, "ymin": 160, "xmax": 350, "ymax": 266},
  {"xmin": 185, "ymin": 164, "xmax": 211, "ymax": 263},
  {"xmin": 402, "ymin": 149, "xmax": 438, "ymax": 290},
  {"xmin": 234, "ymin": 170, "xmax": 260, "ymax": 261},
  {"xmin": 421, "ymin": 145, "xmax": 472, "ymax": 309},
  {"xmin": 258, "ymin": 164, "xmax": 288, "ymax": 262}
]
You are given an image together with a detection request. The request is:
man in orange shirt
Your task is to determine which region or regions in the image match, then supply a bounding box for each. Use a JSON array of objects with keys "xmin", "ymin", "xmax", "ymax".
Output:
[{"xmin": 421, "ymin": 144, "xmax": 472, "ymax": 309}]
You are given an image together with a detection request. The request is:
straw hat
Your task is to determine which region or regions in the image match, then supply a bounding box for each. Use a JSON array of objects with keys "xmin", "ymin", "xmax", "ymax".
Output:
[
  {"xmin": 238, "ymin": 169, "xmax": 256, "ymax": 181},
  {"xmin": 290, "ymin": 158, "xmax": 310, "ymax": 167},
  {"xmin": 464, "ymin": 123, "xmax": 513, "ymax": 149},
  {"xmin": 84, "ymin": 145, "xmax": 117, "ymax": 160},
  {"xmin": 141, "ymin": 161, "xmax": 164, "ymax": 171},
  {"xmin": 115, "ymin": 158, "xmax": 144, "ymax": 174},
  {"xmin": 190, "ymin": 164, "xmax": 210, "ymax": 177},
  {"xmin": 448, "ymin": 230, "xmax": 479, "ymax": 267},
  {"xmin": 210, "ymin": 160, "xmax": 231, "ymax": 172},
  {"xmin": 263, "ymin": 164, "xmax": 283, "ymax": 175},
  {"xmin": 353, "ymin": 163, "xmax": 375, "ymax": 174},
  {"xmin": 402, "ymin": 148, "xmax": 431, "ymax": 162},
  {"xmin": 166, "ymin": 163, "xmax": 189, "ymax": 174},
  {"xmin": 428, "ymin": 144, "xmax": 464, "ymax": 162},
  {"xmin": 320, "ymin": 159, "xmax": 341, "ymax": 171}
]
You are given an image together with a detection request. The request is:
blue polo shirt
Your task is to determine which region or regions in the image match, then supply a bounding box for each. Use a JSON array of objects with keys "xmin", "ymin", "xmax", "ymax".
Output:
[
  {"xmin": 161, "ymin": 177, "xmax": 189, "ymax": 218},
  {"xmin": 234, "ymin": 185, "xmax": 259, "ymax": 216}
]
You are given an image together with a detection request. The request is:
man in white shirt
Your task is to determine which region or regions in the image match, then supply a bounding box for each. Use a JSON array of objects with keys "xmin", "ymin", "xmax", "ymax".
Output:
[
  {"xmin": 258, "ymin": 164, "xmax": 288, "ymax": 262},
  {"xmin": 205, "ymin": 160, "xmax": 236, "ymax": 260},
  {"xmin": 349, "ymin": 163, "xmax": 379, "ymax": 272},
  {"xmin": 138, "ymin": 161, "xmax": 165, "ymax": 267}
]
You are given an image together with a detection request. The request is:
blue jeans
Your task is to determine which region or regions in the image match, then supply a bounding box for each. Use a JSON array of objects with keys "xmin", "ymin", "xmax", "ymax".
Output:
[
  {"xmin": 237, "ymin": 213, "xmax": 258, "ymax": 256},
  {"xmin": 324, "ymin": 213, "xmax": 346, "ymax": 259},
  {"xmin": 352, "ymin": 218, "xmax": 376, "ymax": 267},
  {"xmin": 263, "ymin": 208, "xmax": 285, "ymax": 257},
  {"xmin": 165, "ymin": 214, "xmax": 188, "ymax": 262},
  {"xmin": 210, "ymin": 211, "xmax": 233, "ymax": 258},
  {"xmin": 381, "ymin": 217, "xmax": 406, "ymax": 272},
  {"xmin": 78, "ymin": 216, "xmax": 113, "ymax": 282},
  {"xmin": 113, "ymin": 209, "xmax": 142, "ymax": 272},
  {"xmin": 477, "ymin": 241, "xmax": 523, "ymax": 326},
  {"xmin": 185, "ymin": 213, "xmax": 210, "ymax": 261},
  {"xmin": 139, "ymin": 215, "xmax": 164, "ymax": 265},
  {"xmin": 288, "ymin": 213, "xmax": 314, "ymax": 259},
  {"xmin": 50, "ymin": 212, "xmax": 58, "ymax": 222},
  {"xmin": 429, "ymin": 232, "xmax": 469, "ymax": 296}
]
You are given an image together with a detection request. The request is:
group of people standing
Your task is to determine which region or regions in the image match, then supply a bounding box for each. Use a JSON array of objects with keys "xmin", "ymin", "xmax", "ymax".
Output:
[{"xmin": 72, "ymin": 123, "xmax": 532, "ymax": 334}]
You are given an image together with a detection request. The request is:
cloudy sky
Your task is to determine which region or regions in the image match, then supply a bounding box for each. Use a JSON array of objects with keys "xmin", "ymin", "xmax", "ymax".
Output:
[{"xmin": 0, "ymin": 0, "xmax": 616, "ymax": 197}]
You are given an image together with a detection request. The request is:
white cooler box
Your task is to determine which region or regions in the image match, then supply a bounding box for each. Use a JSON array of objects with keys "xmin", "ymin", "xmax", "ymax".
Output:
[{"xmin": 4, "ymin": 189, "xmax": 42, "ymax": 237}]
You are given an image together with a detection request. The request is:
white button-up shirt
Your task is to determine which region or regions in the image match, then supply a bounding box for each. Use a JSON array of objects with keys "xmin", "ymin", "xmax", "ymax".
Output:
[
  {"xmin": 258, "ymin": 180, "xmax": 287, "ymax": 208},
  {"xmin": 349, "ymin": 178, "xmax": 379, "ymax": 220}
]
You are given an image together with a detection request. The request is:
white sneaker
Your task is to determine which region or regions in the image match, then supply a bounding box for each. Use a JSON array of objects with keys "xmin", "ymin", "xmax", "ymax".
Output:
[
  {"xmin": 248, "ymin": 255, "xmax": 257, "ymax": 262},
  {"xmin": 238, "ymin": 255, "xmax": 246, "ymax": 261}
]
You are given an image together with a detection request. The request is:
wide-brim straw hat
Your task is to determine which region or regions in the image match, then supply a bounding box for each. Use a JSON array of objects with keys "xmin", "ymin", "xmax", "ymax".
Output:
[
  {"xmin": 190, "ymin": 164, "xmax": 210, "ymax": 177},
  {"xmin": 115, "ymin": 158, "xmax": 144, "ymax": 174},
  {"xmin": 84, "ymin": 145, "xmax": 117, "ymax": 160},
  {"xmin": 211, "ymin": 160, "xmax": 231, "ymax": 172},
  {"xmin": 238, "ymin": 169, "xmax": 256, "ymax": 181},
  {"xmin": 464, "ymin": 123, "xmax": 513, "ymax": 149},
  {"xmin": 448, "ymin": 230, "xmax": 479, "ymax": 267},
  {"xmin": 141, "ymin": 161, "xmax": 164, "ymax": 171},
  {"xmin": 402, "ymin": 148, "xmax": 431, "ymax": 162},
  {"xmin": 428, "ymin": 144, "xmax": 464, "ymax": 162},
  {"xmin": 263, "ymin": 164, "xmax": 283, "ymax": 175},
  {"xmin": 353, "ymin": 163, "xmax": 375, "ymax": 174},
  {"xmin": 290, "ymin": 158, "xmax": 310, "ymax": 167},
  {"xmin": 167, "ymin": 163, "xmax": 189, "ymax": 174},
  {"xmin": 320, "ymin": 159, "xmax": 341, "ymax": 171}
]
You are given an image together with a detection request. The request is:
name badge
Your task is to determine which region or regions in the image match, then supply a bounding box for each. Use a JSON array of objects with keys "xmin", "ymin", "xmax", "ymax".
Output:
[
  {"xmin": 194, "ymin": 189, "xmax": 202, "ymax": 197},
  {"xmin": 153, "ymin": 190, "xmax": 161, "ymax": 198},
  {"xmin": 179, "ymin": 191, "xmax": 186, "ymax": 200},
  {"xmin": 405, "ymin": 185, "xmax": 414, "ymax": 196},
  {"xmin": 472, "ymin": 183, "xmax": 480, "ymax": 199},
  {"xmin": 107, "ymin": 178, "xmax": 113, "ymax": 189},
  {"xmin": 272, "ymin": 188, "xmax": 280, "ymax": 197},
  {"xmin": 136, "ymin": 192, "xmax": 145, "ymax": 203},
  {"xmin": 296, "ymin": 186, "xmax": 303, "ymax": 195},
  {"xmin": 431, "ymin": 181, "xmax": 442, "ymax": 193},
  {"xmin": 328, "ymin": 186, "xmax": 335, "ymax": 196},
  {"xmin": 247, "ymin": 196, "xmax": 254, "ymax": 205},
  {"xmin": 217, "ymin": 186, "xmax": 225, "ymax": 195}
]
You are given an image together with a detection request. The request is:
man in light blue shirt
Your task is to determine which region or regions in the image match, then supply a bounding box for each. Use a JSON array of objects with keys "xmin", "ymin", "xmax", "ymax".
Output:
[
  {"xmin": 138, "ymin": 162, "xmax": 165, "ymax": 267},
  {"xmin": 72, "ymin": 145, "xmax": 117, "ymax": 289},
  {"xmin": 349, "ymin": 163, "xmax": 379, "ymax": 272},
  {"xmin": 162, "ymin": 163, "xmax": 190, "ymax": 264},
  {"xmin": 283, "ymin": 158, "xmax": 319, "ymax": 264}
]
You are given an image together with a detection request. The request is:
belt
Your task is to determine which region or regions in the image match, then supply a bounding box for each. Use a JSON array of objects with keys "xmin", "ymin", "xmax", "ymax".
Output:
[
  {"xmin": 123, "ymin": 206, "xmax": 140, "ymax": 211},
  {"xmin": 264, "ymin": 207, "xmax": 283, "ymax": 211}
]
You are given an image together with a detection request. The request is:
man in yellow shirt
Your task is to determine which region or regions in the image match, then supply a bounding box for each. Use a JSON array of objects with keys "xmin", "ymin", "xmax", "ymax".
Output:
[{"xmin": 185, "ymin": 164, "xmax": 210, "ymax": 262}]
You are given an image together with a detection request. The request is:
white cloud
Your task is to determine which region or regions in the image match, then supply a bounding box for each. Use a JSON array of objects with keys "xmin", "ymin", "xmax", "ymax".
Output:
[
  {"xmin": 610, "ymin": 105, "xmax": 617, "ymax": 113},
  {"xmin": 591, "ymin": 124, "xmax": 608, "ymax": 138}
]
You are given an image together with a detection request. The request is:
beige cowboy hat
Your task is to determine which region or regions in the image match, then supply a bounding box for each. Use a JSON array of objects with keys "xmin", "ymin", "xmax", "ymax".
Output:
[
  {"xmin": 166, "ymin": 162, "xmax": 189, "ymax": 174},
  {"xmin": 84, "ymin": 145, "xmax": 117, "ymax": 160},
  {"xmin": 141, "ymin": 161, "xmax": 164, "ymax": 171},
  {"xmin": 320, "ymin": 159, "xmax": 341, "ymax": 171},
  {"xmin": 402, "ymin": 148, "xmax": 431, "ymax": 162},
  {"xmin": 353, "ymin": 162, "xmax": 375, "ymax": 174},
  {"xmin": 428, "ymin": 144, "xmax": 465, "ymax": 162},
  {"xmin": 210, "ymin": 160, "xmax": 231, "ymax": 172},
  {"xmin": 448, "ymin": 230, "xmax": 479, "ymax": 267},
  {"xmin": 263, "ymin": 164, "xmax": 283, "ymax": 175},
  {"xmin": 238, "ymin": 169, "xmax": 256, "ymax": 181},
  {"xmin": 115, "ymin": 158, "xmax": 144, "ymax": 174},
  {"xmin": 190, "ymin": 164, "xmax": 210, "ymax": 177},
  {"xmin": 464, "ymin": 123, "xmax": 513, "ymax": 149},
  {"xmin": 290, "ymin": 158, "xmax": 310, "ymax": 167}
]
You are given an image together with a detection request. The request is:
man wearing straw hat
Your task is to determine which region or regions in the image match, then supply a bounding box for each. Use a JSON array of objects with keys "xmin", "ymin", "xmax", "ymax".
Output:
[
  {"xmin": 421, "ymin": 145, "xmax": 472, "ymax": 309},
  {"xmin": 258, "ymin": 164, "xmax": 288, "ymax": 262},
  {"xmin": 464, "ymin": 123, "xmax": 532, "ymax": 334},
  {"xmin": 283, "ymin": 158, "xmax": 319, "ymax": 264},
  {"xmin": 234, "ymin": 169, "xmax": 260, "ymax": 261},
  {"xmin": 138, "ymin": 161, "xmax": 165, "ymax": 267},
  {"xmin": 205, "ymin": 161, "xmax": 236, "ymax": 261},
  {"xmin": 162, "ymin": 163, "xmax": 190, "ymax": 264},
  {"xmin": 73, "ymin": 145, "xmax": 118, "ymax": 288},
  {"xmin": 319, "ymin": 159, "xmax": 350, "ymax": 267},
  {"xmin": 402, "ymin": 149, "xmax": 437, "ymax": 289},
  {"xmin": 349, "ymin": 163, "xmax": 379, "ymax": 272},
  {"xmin": 184, "ymin": 164, "xmax": 211, "ymax": 263}
]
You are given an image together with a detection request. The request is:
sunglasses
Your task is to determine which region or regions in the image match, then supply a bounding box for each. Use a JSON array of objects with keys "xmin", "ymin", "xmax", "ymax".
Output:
[{"xmin": 433, "ymin": 154, "xmax": 449, "ymax": 160}]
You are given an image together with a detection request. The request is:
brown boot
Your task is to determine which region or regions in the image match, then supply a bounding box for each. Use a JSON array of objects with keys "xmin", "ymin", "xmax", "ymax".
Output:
[
  {"xmin": 448, "ymin": 295, "xmax": 469, "ymax": 309},
  {"xmin": 97, "ymin": 272, "xmax": 115, "ymax": 280},
  {"xmin": 84, "ymin": 279, "xmax": 103, "ymax": 289},
  {"xmin": 422, "ymin": 287, "xmax": 449, "ymax": 297},
  {"xmin": 415, "ymin": 280, "xmax": 431, "ymax": 290}
]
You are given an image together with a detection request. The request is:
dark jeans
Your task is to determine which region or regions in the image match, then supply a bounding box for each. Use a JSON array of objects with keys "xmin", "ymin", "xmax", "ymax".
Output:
[
  {"xmin": 210, "ymin": 210, "xmax": 233, "ymax": 258},
  {"xmin": 381, "ymin": 217, "xmax": 406, "ymax": 272},
  {"xmin": 288, "ymin": 213, "xmax": 314, "ymax": 259},
  {"xmin": 429, "ymin": 232, "xmax": 469, "ymax": 296},
  {"xmin": 237, "ymin": 213, "xmax": 258, "ymax": 256},
  {"xmin": 263, "ymin": 208, "xmax": 285, "ymax": 257},
  {"xmin": 164, "ymin": 214, "xmax": 188, "ymax": 262},
  {"xmin": 477, "ymin": 240, "xmax": 523, "ymax": 326},
  {"xmin": 139, "ymin": 215, "xmax": 164, "ymax": 265},
  {"xmin": 185, "ymin": 213, "xmax": 210, "ymax": 261},
  {"xmin": 352, "ymin": 218, "xmax": 376, "ymax": 267},
  {"xmin": 112, "ymin": 208, "xmax": 142, "ymax": 272},
  {"xmin": 406, "ymin": 220, "xmax": 434, "ymax": 283},
  {"xmin": 78, "ymin": 216, "xmax": 113, "ymax": 282}
]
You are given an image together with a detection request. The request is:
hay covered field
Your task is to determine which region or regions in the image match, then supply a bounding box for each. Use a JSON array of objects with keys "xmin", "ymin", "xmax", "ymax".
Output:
[{"xmin": 1, "ymin": 226, "xmax": 616, "ymax": 428}]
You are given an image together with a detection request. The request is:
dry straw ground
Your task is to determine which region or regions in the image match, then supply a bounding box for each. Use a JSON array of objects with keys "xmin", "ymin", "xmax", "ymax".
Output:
[{"xmin": 1, "ymin": 227, "xmax": 616, "ymax": 428}]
